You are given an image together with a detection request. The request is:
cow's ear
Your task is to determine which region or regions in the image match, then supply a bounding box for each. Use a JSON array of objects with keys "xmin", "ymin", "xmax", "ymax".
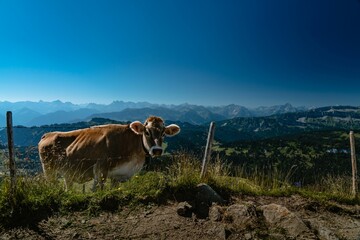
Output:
[
  {"xmin": 130, "ymin": 121, "xmax": 145, "ymax": 135},
  {"xmin": 164, "ymin": 124, "xmax": 180, "ymax": 137}
]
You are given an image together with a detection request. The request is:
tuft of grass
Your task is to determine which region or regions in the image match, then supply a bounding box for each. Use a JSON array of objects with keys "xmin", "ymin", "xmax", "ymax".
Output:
[
  {"xmin": 119, "ymin": 171, "xmax": 167, "ymax": 202},
  {"xmin": 299, "ymin": 174, "xmax": 357, "ymax": 204},
  {"xmin": 166, "ymin": 153, "xmax": 202, "ymax": 189},
  {"xmin": 1, "ymin": 152, "xmax": 360, "ymax": 227},
  {"xmin": 318, "ymin": 174, "xmax": 353, "ymax": 197},
  {"xmin": 0, "ymin": 176, "xmax": 64, "ymax": 227},
  {"xmin": 60, "ymin": 191, "xmax": 91, "ymax": 212}
]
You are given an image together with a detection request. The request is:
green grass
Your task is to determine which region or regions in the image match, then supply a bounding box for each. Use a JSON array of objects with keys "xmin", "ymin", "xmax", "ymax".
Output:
[{"xmin": 0, "ymin": 152, "xmax": 359, "ymax": 227}]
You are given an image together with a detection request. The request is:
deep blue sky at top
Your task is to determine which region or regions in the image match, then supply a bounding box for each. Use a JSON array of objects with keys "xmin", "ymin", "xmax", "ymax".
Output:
[{"xmin": 0, "ymin": 0, "xmax": 359, "ymax": 107}]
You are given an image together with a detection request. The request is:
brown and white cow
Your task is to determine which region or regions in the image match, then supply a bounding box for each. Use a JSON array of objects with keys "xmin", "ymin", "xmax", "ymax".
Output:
[{"xmin": 38, "ymin": 116, "xmax": 180, "ymax": 190}]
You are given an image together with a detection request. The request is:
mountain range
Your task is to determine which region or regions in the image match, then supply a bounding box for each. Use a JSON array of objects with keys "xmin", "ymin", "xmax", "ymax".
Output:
[
  {"xmin": 0, "ymin": 100, "xmax": 308, "ymax": 127},
  {"xmin": 1, "ymin": 105, "xmax": 359, "ymax": 149}
]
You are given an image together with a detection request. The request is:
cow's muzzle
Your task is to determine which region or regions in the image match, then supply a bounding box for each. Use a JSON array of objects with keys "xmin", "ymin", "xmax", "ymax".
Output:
[{"xmin": 149, "ymin": 146, "xmax": 163, "ymax": 157}]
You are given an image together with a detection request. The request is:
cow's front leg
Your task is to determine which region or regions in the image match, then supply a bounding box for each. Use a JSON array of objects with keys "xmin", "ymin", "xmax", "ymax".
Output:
[
  {"xmin": 110, "ymin": 178, "xmax": 119, "ymax": 188},
  {"xmin": 92, "ymin": 162, "xmax": 107, "ymax": 191},
  {"xmin": 99, "ymin": 172, "xmax": 108, "ymax": 190},
  {"xmin": 64, "ymin": 178, "xmax": 72, "ymax": 191}
]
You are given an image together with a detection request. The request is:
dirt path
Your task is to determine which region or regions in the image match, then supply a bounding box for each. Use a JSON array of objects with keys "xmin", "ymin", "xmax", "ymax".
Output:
[
  {"xmin": 1, "ymin": 205, "xmax": 224, "ymax": 240},
  {"xmin": 1, "ymin": 195, "xmax": 360, "ymax": 239}
]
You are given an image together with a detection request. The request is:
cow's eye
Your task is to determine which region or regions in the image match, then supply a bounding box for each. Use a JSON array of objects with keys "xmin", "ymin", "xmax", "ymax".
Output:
[{"xmin": 145, "ymin": 130, "xmax": 151, "ymax": 137}]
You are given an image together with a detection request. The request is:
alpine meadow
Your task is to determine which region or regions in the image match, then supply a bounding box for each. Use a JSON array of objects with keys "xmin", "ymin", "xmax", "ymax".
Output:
[{"xmin": 1, "ymin": 0, "xmax": 360, "ymax": 239}]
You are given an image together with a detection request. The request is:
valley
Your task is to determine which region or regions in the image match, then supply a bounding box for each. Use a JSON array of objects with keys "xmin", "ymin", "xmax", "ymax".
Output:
[{"xmin": 0, "ymin": 104, "xmax": 359, "ymax": 187}]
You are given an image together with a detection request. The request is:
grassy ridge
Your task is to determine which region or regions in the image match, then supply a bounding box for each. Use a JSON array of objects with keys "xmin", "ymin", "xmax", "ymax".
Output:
[{"xmin": 0, "ymin": 153, "xmax": 359, "ymax": 227}]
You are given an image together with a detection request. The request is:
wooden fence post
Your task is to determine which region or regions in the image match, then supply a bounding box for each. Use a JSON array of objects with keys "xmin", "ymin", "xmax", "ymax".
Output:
[
  {"xmin": 200, "ymin": 122, "xmax": 215, "ymax": 179},
  {"xmin": 6, "ymin": 111, "xmax": 16, "ymax": 193},
  {"xmin": 350, "ymin": 131, "xmax": 358, "ymax": 198}
]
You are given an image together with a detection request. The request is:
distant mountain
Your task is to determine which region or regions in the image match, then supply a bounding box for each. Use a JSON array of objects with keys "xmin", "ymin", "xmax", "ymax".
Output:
[
  {"xmin": 88, "ymin": 107, "xmax": 178, "ymax": 123},
  {"xmin": 0, "ymin": 100, "xmax": 160, "ymax": 126},
  {"xmin": 0, "ymin": 113, "xmax": 4, "ymax": 127},
  {"xmin": 217, "ymin": 105, "xmax": 360, "ymax": 142},
  {"xmin": 208, "ymin": 104, "xmax": 253, "ymax": 118},
  {"xmin": 13, "ymin": 108, "xmax": 42, "ymax": 126},
  {"xmin": 84, "ymin": 100, "xmax": 160, "ymax": 113},
  {"xmin": 0, "ymin": 100, "xmax": 308, "ymax": 126},
  {"xmin": 1, "ymin": 105, "xmax": 359, "ymax": 148},
  {"xmin": 86, "ymin": 103, "xmax": 306, "ymax": 125},
  {"xmin": 27, "ymin": 108, "xmax": 100, "ymax": 126},
  {"xmin": 0, "ymin": 100, "xmax": 78, "ymax": 115},
  {"xmin": 251, "ymin": 103, "xmax": 304, "ymax": 116},
  {"xmin": 88, "ymin": 106, "xmax": 225, "ymax": 125}
]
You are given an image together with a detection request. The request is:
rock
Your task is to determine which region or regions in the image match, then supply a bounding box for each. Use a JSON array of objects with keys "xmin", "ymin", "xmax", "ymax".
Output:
[
  {"xmin": 207, "ymin": 225, "xmax": 227, "ymax": 240},
  {"xmin": 195, "ymin": 201, "xmax": 211, "ymax": 219},
  {"xmin": 209, "ymin": 205, "xmax": 223, "ymax": 222},
  {"xmin": 260, "ymin": 203, "xmax": 316, "ymax": 239},
  {"xmin": 196, "ymin": 183, "xmax": 224, "ymax": 205},
  {"xmin": 244, "ymin": 233, "xmax": 252, "ymax": 240},
  {"xmin": 177, "ymin": 201, "xmax": 193, "ymax": 218},
  {"xmin": 306, "ymin": 219, "xmax": 338, "ymax": 240},
  {"xmin": 224, "ymin": 203, "xmax": 258, "ymax": 231},
  {"xmin": 194, "ymin": 183, "xmax": 224, "ymax": 218}
]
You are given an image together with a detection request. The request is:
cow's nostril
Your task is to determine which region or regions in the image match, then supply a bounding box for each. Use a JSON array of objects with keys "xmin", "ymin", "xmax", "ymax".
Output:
[
  {"xmin": 150, "ymin": 147, "xmax": 163, "ymax": 156},
  {"xmin": 153, "ymin": 148, "xmax": 163, "ymax": 156}
]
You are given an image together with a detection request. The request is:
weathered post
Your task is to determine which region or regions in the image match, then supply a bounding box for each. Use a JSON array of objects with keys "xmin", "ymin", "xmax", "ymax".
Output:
[
  {"xmin": 350, "ymin": 131, "xmax": 358, "ymax": 198},
  {"xmin": 6, "ymin": 111, "xmax": 16, "ymax": 193},
  {"xmin": 200, "ymin": 122, "xmax": 215, "ymax": 179}
]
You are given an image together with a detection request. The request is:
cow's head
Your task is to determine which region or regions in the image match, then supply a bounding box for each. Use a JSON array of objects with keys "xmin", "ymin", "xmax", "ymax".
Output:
[{"xmin": 130, "ymin": 116, "xmax": 180, "ymax": 157}]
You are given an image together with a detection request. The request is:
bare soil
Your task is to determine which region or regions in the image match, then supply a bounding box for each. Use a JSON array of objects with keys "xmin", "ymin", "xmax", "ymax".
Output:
[{"xmin": 1, "ymin": 195, "xmax": 360, "ymax": 240}]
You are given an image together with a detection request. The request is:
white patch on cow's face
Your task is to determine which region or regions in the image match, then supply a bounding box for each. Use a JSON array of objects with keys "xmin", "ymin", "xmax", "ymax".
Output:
[
  {"xmin": 164, "ymin": 124, "xmax": 180, "ymax": 137},
  {"xmin": 133, "ymin": 117, "xmax": 181, "ymax": 157},
  {"xmin": 142, "ymin": 119, "xmax": 166, "ymax": 157},
  {"xmin": 108, "ymin": 156, "xmax": 144, "ymax": 180},
  {"xmin": 130, "ymin": 121, "xmax": 145, "ymax": 135}
]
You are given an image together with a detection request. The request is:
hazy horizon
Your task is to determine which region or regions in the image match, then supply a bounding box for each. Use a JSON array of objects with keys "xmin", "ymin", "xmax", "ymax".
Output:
[
  {"xmin": 1, "ymin": 0, "xmax": 360, "ymax": 108},
  {"xmin": 0, "ymin": 99, "xmax": 359, "ymax": 110}
]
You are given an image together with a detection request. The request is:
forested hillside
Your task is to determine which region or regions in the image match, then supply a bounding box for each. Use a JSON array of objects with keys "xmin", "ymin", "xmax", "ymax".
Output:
[{"xmin": 0, "ymin": 106, "xmax": 359, "ymax": 186}]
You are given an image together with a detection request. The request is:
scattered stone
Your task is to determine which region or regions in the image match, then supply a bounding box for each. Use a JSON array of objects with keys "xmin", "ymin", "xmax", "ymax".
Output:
[
  {"xmin": 260, "ymin": 203, "xmax": 316, "ymax": 239},
  {"xmin": 194, "ymin": 183, "xmax": 224, "ymax": 218},
  {"xmin": 207, "ymin": 225, "xmax": 227, "ymax": 240},
  {"xmin": 209, "ymin": 204, "xmax": 223, "ymax": 222},
  {"xmin": 306, "ymin": 219, "xmax": 339, "ymax": 240},
  {"xmin": 244, "ymin": 232, "xmax": 252, "ymax": 240},
  {"xmin": 177, "ymin": 201, "xmax": 193, "ymax": 218},
  {"xmin": 224, "ymin": 203, "xmax": 258, "ymax": 231},
  {"xmin": 195, "ymin": 201, "xmax": 211, "ymax": 219},
  {"xmin": 195, "ymin": 183, "xmax": 224, "ymax": 206},
  {"xmin": 72, "ymin": 232, "xmax": 80, "ymax": 239}
]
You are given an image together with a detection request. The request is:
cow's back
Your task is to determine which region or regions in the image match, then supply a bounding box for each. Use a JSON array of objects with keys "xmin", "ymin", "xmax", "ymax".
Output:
[{"xmin": 38, "ymin": 130, "xmax": 82, "ymax": 161}]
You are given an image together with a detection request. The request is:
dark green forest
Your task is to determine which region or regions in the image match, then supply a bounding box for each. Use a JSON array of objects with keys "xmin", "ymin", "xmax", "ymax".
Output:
[{"xmin": 214, "ymin": 130, "xmax": 359, "ymax": 185}]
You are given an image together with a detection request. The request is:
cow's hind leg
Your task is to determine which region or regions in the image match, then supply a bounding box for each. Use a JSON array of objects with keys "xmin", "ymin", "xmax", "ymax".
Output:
[{"xmin": 41, "ymin": 163, "xmax": 57, "ymax": 183}]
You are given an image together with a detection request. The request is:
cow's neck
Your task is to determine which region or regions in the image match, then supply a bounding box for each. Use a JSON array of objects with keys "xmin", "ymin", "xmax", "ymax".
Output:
[
  {"xmin": 141, "ymin": 137, "xmax": 152, "ymax": 169},
  {"xmin": 141, "ymin": 136, "xmax": 150, "ymax": 158}
]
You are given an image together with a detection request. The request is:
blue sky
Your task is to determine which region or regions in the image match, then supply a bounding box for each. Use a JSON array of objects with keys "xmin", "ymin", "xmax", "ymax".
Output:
[{"xmin": 0, "ymin": 0, "xmax": 359, "ymax": 108}]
